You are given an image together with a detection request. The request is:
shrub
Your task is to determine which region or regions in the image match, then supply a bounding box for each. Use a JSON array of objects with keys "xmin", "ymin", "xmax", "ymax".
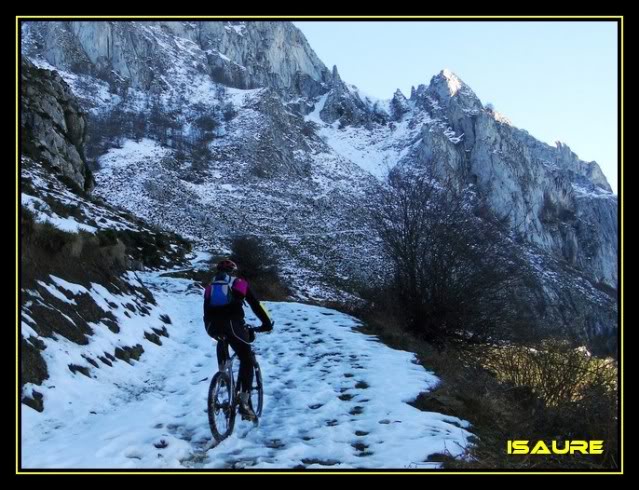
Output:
[
  {"xmin": 56, "ymin": 174, "xmax": 84, "ymax": 195},
  {"xmin": 481, "ymin": 340, "xmax": 617, "ymax": 408},
  {"xmin": 96, "ymin": 228, "xmax": 119, "ymax": 247},
  {"xmin": 228, "ymin": 235, "xmax": 290, "ymax": 300},
  {"xmin": 222, "ymin": 103, "xmax": 237, "ymax": 122},
  {"xmin": 230, "ymin": 235, "xmax": 275, "ymax": 279},
  {"xmin": 32, "ymin": 222, "xmax": 74, "ymax": 255},
  {"xmin": 369, "ymin": 168, "xmax": 539, "ymax": 347},
  {"xmin": 40, "ymin": 194, "xmax": 83, "ymax": 220},
  {"xmin": 194, "ymin": 114, "xmax": 219, "ymax": 132},
  {"xmin": 448, "ymin": 340, "xmax": 619, "ymax": 469}
]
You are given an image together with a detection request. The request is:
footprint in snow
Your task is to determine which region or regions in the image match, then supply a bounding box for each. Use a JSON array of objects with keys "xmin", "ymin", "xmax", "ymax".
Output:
[
  {"xmin": 154, "ymin": 439, "xmax": 168, "ymax": 449},
  {"xmin": 349, "ymin": 406, "xmax": 365, "ymax": 416},
  {"xmin": 265, "ymin": 439, "xmax": 286, "ymax": 449},
  {"xmin": 351, "ymin": 441, "xmax": 369, "ymax": 452},
  {"xmin": 124, "ymin": 448, "xmax": 144, "ymax": 459}
]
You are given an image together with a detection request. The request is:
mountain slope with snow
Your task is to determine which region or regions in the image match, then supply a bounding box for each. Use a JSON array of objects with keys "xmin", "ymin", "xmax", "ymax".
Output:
[
  {"xmin": 22, "ymin": 19, "xmax": 618, "ymax": 350},
  {"xmin": 22, "ymin": 270, "xmax": 471, "ymax": 469}
]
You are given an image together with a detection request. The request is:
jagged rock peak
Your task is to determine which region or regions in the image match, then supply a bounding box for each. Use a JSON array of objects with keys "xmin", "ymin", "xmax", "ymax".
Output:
[
  {"xmin": 429, "ymin": 69, "xmax": 479, "ymax": 101},
  {"xmin": 391, "ymin": 89, "xmax": 410, "ymax": 119},
  {"xmin": 410, "ymin": 83, "xmax": 428, "ymax": 100},
  {"xmin": 418, "ymin": 68, "xmax": 483, "ymax": 113},
  {"xmin": 438, "ymin": 68, "xmax": 465, "ymax": 95},
  {"xmin": 554, "ymin": 141, "xmax": 612, "ymax": 192},
  {"xmin": 393, "ymin": 88, "xmax": 407, "ymax": 99}
]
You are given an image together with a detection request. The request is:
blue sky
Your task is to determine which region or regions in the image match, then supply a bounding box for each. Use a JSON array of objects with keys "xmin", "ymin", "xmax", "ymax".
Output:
[{"xmin": 295, "ymin": 21, "xmax": 619, "ymax": 193}]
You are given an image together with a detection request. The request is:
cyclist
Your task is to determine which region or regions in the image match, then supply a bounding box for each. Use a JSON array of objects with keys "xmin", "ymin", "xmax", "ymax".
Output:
[{"xmin": 203, "ymin": 259, "xmax": 273, "ymax": 421}]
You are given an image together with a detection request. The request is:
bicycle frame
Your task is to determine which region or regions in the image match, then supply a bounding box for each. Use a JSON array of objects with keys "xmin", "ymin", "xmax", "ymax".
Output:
[{"xmin": 220, "ymin": 353, "xmax": 242, "ymax": 407}]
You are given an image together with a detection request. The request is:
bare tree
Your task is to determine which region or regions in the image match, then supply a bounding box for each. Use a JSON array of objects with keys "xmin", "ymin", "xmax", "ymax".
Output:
[{"xmin": 370, "ymin": 167, "xmax": 539, "ymax": 346}]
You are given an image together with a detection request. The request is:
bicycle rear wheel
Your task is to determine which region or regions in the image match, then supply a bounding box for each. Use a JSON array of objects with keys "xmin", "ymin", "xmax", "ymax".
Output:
[{"xmin": 208, "ymin": 371, "xmax": 236, "ymax": 442}]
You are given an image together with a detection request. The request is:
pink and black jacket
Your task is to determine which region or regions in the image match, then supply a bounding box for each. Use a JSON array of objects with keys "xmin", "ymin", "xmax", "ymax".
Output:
[{"xmin": 203, "ymin": 273, "xmax": 272, "ymax": 331}]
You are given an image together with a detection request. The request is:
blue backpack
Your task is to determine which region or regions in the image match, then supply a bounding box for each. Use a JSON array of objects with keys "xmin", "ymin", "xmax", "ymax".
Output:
[{"xmin": 208, "ymin": 275, "xmax": 236, "ymax": 307}]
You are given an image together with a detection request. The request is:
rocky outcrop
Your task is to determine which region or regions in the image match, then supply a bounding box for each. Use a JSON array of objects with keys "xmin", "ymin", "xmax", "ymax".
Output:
[
  {"xmin": 22, "ymin": 20, "xmax": 332, "ymax": 99},
  {"xmin": 390, "ymin": 89, "xmax": 410, "ymax": 121},
  {"xmin": 240, "ymin": 89, "xmax": 314, "ymax": 178},
  {"xmin": 20, "ymin": 59, "xmax": 93, "ymax": 190},
  {"xmin": 319, "ymin": 66, "xmax": 389, "ymax": 128},
  {"xmin": 197, "ymin": 21, "xmax": 332, "ymax": 96}
]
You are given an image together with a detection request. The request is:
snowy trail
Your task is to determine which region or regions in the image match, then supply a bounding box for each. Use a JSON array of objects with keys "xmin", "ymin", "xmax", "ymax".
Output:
[{"xmin": 22, "ymin": 272, "xmax": 471, "ymax": 469}]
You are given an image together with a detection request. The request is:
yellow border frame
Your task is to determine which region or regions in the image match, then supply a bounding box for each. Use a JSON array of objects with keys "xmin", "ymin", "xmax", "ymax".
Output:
[{"xmin": 15, "ymin": 14, "xmax": 624, "ymax": 476}]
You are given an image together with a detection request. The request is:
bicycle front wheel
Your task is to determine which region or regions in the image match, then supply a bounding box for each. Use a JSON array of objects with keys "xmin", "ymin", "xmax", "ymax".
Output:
[{"xmin": 208, "ymin": 371, "xmax": 236, "ymax": 442}]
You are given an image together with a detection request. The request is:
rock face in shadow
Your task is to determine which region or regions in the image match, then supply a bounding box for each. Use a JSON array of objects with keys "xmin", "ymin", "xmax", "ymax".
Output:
[{"xmin": 21, "ymin": 58, "xmax": 94, "ymax": 190}]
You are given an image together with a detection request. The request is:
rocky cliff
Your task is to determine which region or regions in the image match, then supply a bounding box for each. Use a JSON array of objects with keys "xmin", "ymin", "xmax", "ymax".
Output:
[
  {"xmin": 20, "ymin": 58, "xmax": 94, "ymax": 190},
  {"xmin": 403, "ymin": 70, "xmax": 617, "ymax": 287},
  {"xmin": 22, "ymin": 21, "xmax": 331, "ymax": 96}
]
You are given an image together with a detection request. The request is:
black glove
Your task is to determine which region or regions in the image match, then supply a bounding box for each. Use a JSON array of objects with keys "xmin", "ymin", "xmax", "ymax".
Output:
[
  {"xmin": 247, "ymin": 328, "xmax": 256, "ymax": 343},
  {"xmin": 252, "ymin": 321, "xmax": 274, "ymax": 333}
]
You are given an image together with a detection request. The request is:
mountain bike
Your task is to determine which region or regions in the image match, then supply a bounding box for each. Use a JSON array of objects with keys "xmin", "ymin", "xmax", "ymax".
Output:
[{"xmin": 207, "ymin": 325, "xmax": 268, "ymax": 442}]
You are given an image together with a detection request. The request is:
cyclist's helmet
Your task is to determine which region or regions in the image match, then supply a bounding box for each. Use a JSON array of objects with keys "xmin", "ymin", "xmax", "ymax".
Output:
[{"xmin": 216, "ymin": 259, "xmax": 238, "ymax": 274}]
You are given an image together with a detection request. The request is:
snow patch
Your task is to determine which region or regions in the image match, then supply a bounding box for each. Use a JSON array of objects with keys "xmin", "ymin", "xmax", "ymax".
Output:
[
  {"xmin": 442, "ymin": 69, "xmax": 463, "ymax": 96},
  {"xmin": 98, "ymin": 139, "xmax": 169, "ymax": 171}
]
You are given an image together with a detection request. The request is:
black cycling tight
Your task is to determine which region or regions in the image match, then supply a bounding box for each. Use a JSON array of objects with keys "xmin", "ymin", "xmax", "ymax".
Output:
[{"xmin": 216, "ymin": 321, "xmax": 254, "ymax": 392}]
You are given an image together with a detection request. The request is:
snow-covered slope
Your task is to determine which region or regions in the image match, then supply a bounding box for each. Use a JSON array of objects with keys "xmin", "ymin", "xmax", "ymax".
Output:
[
  {"xmin": 20, "ymin": 156, "xmax": 194, "ymax": 412},
  {"xmin": 88, "ymin": 84, "xmax": 382, "ymax": 301},
  {"xmin": 22, "ymin": 270, "xmax": 471, "ymax": 469}
]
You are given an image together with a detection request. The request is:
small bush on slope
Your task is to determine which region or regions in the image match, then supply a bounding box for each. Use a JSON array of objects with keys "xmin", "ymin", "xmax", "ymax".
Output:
[{"xmin": 227, "ymin": 235, "xmax": 290, "ymax": 301}]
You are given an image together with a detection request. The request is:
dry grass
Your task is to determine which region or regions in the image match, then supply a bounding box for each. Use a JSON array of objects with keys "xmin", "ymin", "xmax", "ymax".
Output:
[{"xmin": 480, "ymin": 342, "xmax": 617, "ymax": 407}]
